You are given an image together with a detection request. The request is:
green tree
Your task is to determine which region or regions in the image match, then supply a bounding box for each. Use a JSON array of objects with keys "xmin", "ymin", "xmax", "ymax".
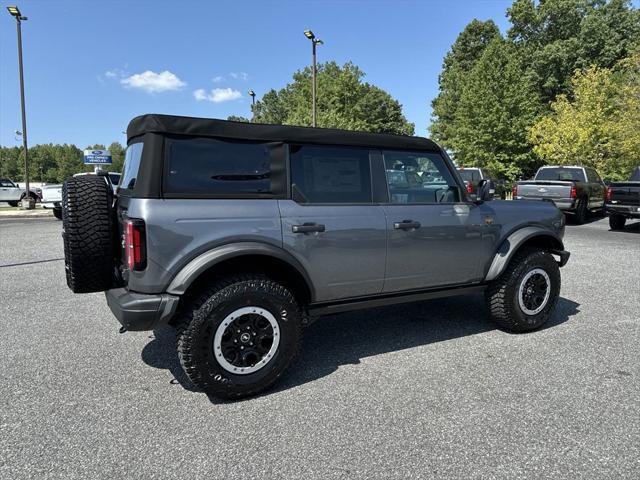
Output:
[
  {"xmin": 430, "ymin": 19, "xmax": 501, "ymax": 146},
  {"xmin": 227, "ymin": 115, "xmax": 250, "ymax": 123},
  {"xmin": 528, "ymin": 53, "xmax": 640, "ymax": 180},
  {"xmin": 254, "ymin": 61, "xmax": 414, "ymax": 135},
  {"xmin": 453, "ymin": 39, "xmax": 541, "ymax": 180},
  {"xmin": 108, "ymin": 142, "xmax": 126, "ymax": 173}
]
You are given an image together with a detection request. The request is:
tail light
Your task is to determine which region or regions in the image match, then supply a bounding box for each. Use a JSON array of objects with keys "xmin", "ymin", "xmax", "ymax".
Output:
[
  {"xmin": 606, "ymin": 187, "xmax": 612, "ymax": 202},
  {"xmin": 124, "ymin": 218, "xmax": 146, "ymax": 271},
  {"xmin": 466, "ymin": 182, "xmax": 474, "ymax": 194},
  {"xmin": 512, "ymin": 185, "xmax": 518, "ymax": 197},
  {"xmin": 570, "ymin": 185, "xmax": 577, "ymax": 199}
]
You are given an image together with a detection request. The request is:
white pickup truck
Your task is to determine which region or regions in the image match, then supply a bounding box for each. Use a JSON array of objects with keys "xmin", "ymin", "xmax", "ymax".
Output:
[
  {"xmin": 42, "ymin": 172, "xmax": 121, "ymax": 220},
  {"xmin": 0, "ymin": 178, "xmax": 40, "ymax": 206}
]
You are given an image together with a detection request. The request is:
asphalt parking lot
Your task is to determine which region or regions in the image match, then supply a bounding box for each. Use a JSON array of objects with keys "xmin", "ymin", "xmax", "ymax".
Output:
[{"xmin": 1, "ymin": 216, "xmax": 638, "ymax": 479}]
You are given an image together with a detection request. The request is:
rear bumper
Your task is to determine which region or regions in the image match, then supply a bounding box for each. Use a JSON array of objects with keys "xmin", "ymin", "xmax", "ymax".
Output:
[
  {"xmin": 105, "ymin": 288, "xmax": 180, "ymax": 331},
  {"xmin": 606, "ymin": 204, "xmax": 640, "ymax": 218},
  {"xmin": 516, "ymin": 197, "xmax": 575, "ymax": 211}
]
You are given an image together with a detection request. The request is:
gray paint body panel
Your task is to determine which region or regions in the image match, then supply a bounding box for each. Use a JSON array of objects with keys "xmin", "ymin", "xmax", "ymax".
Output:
[
  {"xmin": 278, "ymin": 200, "xmax": 387, "ymax": 301},
  {"xmin": 125, "ymin": 198, "xmax": 283, "ymax": 294}
]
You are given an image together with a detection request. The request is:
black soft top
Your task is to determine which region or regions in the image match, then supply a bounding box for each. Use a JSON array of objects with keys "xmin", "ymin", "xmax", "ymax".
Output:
[{"xmin": 127, "ymin": 114, "xmax": 441, "ymax": 151}]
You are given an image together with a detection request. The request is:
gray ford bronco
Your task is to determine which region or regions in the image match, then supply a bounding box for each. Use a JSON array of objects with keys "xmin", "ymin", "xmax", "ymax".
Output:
[{"xmin": 62, "ymin": 114, "xmax": 570, "ymax": 399}]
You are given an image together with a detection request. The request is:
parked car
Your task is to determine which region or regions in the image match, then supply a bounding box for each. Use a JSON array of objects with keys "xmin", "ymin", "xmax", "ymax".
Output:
[
  {"xmin": 61, "ymin": 114, "xmax": 570, "ymax": 400},
  {"xmin": 605, "ymin": 166, "xmax": 640, "ymax": 230},
  {"xmin": 456, "ymin": 167, "xmax": 485, "ymax": 197},
  {"xmin": 0, "ymin": 178, "xmax": 40, "ymax": 206},
  {"xmin": 42, "ymin": 172, "xmax": 121, "ymax": 220},
  {"xmin": 513, "ymin": 166, "xmax": 606, "ymax": 224}
]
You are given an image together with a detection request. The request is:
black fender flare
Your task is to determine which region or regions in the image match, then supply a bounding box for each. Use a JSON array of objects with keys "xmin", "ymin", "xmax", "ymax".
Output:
[
  {"xmin": 484, "ymin": 227, "xmax": 567, "ymax": 282},
  {"xmin": 166, "ymin": 241, "xmax": 316, "ymax": 300}
]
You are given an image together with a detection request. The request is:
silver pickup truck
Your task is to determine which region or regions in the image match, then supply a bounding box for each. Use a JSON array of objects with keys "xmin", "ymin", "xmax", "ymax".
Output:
[{"xmin": 513, "ymin": 166, "xmax": 606, "ymax": 224}]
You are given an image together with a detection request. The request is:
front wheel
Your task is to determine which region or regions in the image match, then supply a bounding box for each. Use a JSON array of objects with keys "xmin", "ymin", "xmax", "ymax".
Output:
[
  {"xmin": 486, "ymin": 247, "xmax": 561, "ymax": 332},
  {"xmin": 176, "ymin": 275, "xmax": 303, "ymax": 400},
  {"xmin": 7, "ymin": 201, "xmax": 18, "ymax": 207},
  {"xmin": 609, "ymin": 214, "xmax": 626, "ymax": 230}
]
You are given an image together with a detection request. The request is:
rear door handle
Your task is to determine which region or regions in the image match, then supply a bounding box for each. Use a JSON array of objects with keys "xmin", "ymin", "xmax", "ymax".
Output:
[
  {"xmin": 393, "ymin": 219, "xmax": 421, "ymax": 230},
  {"xmin": 292, "ymin": 223, "xmax": 325, "ymax": 234}
]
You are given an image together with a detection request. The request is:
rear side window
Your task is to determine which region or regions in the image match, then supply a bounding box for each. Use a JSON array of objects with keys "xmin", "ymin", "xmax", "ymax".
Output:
[
  {"xmin": 536, "ymin": 167, "xmax": 585, "ymax": 182},
  {"xmin": 457, "ymin": 169, "xmax": 480, "ymax": 182},
  {"xmin": 165, "ymin": 138, "xmax": 271, "ymax": 195},
  {"xmin": 290, "ymin": 145, "xmax": 372, "ymax": 204},
  {"xmin": 120, "ymin": 142, "xmax": 144, "ymax": 190}
]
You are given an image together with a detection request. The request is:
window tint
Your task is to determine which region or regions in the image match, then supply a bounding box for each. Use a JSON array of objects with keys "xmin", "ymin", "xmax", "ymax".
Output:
[
  {"xmin": 165, "ymin": 138, "xmax": 271, "ymax": 195},
  {"xmin": 384, "ymin": 151, "xmax": 460, "ymax": 204},
  {"xmin": 120, "ymin": 142, "xmax": 144, "ymax": 190},
  {"xmin": 457, "ymin": 169, "xmax": 481, "ymax": 182},
  {"xmin": 290, "ymin": 145, "xmax": 372, "ymax": 204},
  {"xmin": 0, "ymin": 179, "xmax": 16, "ymax": 187},
  {"xmin": 536, "ymin": 167, "xmax": 585, "ymax": 182},
  {"xmin": 586, "ymin": 169, "xmax": 601, "ymax": 183}
]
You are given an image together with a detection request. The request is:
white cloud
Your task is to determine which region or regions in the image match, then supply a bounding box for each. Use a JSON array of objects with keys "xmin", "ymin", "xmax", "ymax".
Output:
[
  {"xmin": 212, "ymin": 75, "xmax": 224, "ymax": 83},
  {"xmin": 193, "ymin": 87, "xmax": 243, "ymax": 103},
  {"xmin": 104, "ymin": 70, "xmax": 118, "ymax": 79},
  {"xmin": 229, "ymin": 72, "xmax": 249, "ymax": 81},
  {"xmin": 121, "ymin": 70, "xmax": 186, "ymax": 93}
]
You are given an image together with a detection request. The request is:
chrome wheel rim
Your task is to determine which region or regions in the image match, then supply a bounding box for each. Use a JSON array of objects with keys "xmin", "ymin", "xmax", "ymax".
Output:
[
  {"xmin": 518, "ymin": 268, "xmax": 551, "ymax": 315},
  {"xmin": 213, "ymin": 306, "xmax": 280, "ymax": 375}
]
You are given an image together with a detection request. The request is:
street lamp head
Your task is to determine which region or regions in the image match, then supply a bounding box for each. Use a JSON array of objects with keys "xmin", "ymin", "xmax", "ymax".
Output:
[
  {"xmin": 315, "ymin": 39, "xmax": 324, "ymax": 45},
  {"xmin": 7, "ymin": 5, "xmax": 21, "ymax": 17},
  {"xmin": 248, "ymin": 89, "xmax": 255, "ymax": 97},
  {"xmin": 304, "ymin": 30, "xmax": 315, "ymax": 40}
]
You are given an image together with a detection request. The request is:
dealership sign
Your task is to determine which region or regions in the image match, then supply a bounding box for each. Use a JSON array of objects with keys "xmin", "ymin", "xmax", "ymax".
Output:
[{"xmin": 83, "ymin": 149, "xmax": 112, "ymax": 164}]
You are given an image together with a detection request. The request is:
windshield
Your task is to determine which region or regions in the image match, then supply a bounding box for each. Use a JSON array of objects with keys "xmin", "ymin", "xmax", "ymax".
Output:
[
  {"xmin": 457, "ymin": 169, "xmax": 480, "ymax": 182},
  {"xmin": 120, "ymin": 142, "xmax": 144, "ymax": 190},
  {"xmin": 536, "ymin": 167, "xmax": 585, "ymax": 182}
]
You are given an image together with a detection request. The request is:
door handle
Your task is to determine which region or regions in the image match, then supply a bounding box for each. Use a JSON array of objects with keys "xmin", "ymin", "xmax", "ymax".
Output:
[
  {"xmin": 292, "ymin": 222, "xmax": 325, "ymax": 234},
  {"xmin": 393, "ymin": 219, "xmax": 421, "ymax": 230}
]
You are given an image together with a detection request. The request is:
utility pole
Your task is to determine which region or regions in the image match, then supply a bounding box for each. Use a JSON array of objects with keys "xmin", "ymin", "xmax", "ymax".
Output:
[
  {"xmin": 7, "ymin": 5, "xmax": 33, "ymax": 209},
  {"xmin": 304, "ymin": 30, "xmax": 323, "ymax": 128}
]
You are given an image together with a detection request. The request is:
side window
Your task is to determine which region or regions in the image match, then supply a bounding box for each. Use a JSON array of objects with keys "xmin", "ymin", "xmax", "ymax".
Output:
[
  {"xmin": 290, "ymin": 145, "xmax": 372, "ymax": 204},
  {"xmin": 120, "ymin": 142, "xmax": 144, "ymax": 190},
  {"xmin": 383, "ymin": 151, "xmax": 460, "ymax": 204},
  {"xmin": 165, "ymin": 137, "xmax": 272, "ymax": 195},
  {"xmin": 586, "ymin": 169, "xmax": 602, "ymax": 183}
]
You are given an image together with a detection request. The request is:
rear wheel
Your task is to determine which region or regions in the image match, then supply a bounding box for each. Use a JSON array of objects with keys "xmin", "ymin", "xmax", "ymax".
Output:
[
  {"xmin": 176, "ymin": 275, "xmax": 302, "ymax": 400},
  {"xmin": 62, "ymin": 175, "xmax": 115, "ymax": 293},
  {"xmin": 7, "ymin": 201, "xmax": 18, "ymax": 207},
  {"xmin": 609, "ymin": 214, "xmax": 626, "ymax": 230},
  {"xmin": 486, "ymin": 247, "xmax": 561, "ymax": 332},
  {"xmin": 53, "ymin": 207, "xmax": 62, "ymax": 220},
  {"xmin": 573, "ymin": 197, "xmax": 588, "ymax": 225}
]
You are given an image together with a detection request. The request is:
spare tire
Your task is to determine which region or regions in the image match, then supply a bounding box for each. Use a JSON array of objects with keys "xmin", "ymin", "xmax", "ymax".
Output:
[{"xmin": 62, "ymin": 175, "xmax": 115, "ymax": 293}]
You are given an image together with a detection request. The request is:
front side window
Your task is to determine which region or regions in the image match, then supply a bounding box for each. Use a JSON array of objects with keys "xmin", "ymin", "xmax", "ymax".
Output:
[
  {"xmin": 165, "ymin": 138, "xmax": 271, "ymax": 195},
  {"xmin": 290, "ymin": 145, "xmax": 372, "ymax": 204},
  {"xmin": 383, "ymin": 151, "xmax": 460, "ymax": 204},
  {"xmin": 0, "ymin": 179, "xmax": 16, "ymax": 188},
  {"xmin": 120, "ymin": 142, "xmax": 144, "ymax": 190}
]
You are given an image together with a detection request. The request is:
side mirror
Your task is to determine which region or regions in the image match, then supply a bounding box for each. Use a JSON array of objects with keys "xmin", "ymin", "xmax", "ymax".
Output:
[{"xmin": 477, "ymin": 179, "xmax": 494, "ymax": 201}]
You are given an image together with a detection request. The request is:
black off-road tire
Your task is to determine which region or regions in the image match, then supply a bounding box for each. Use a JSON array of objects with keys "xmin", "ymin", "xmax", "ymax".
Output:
[
  {"xmin": 176, "ymin": 275, "xmax": 303, "ymax": 400},
  {"xmin": 486, "ymin": 247, "xmax": 561, "ymax": 332},
  {"xmin": 8, "ymin": 201, "xmax": 18, "ymax": 207},
  {"xmin": 608, "ymin": 214, "xmax": 626, "ymax": 230},
  {"xmin": 62, "ymin": 175, "xmax": 115, "ymax": 293},
  {"xmin": 53, "ymin": 207, "xmax": 62, "ymax": 220},
  {"xmin": 573, "ymin": 197, "xmax": 588, "ymax": 225}
]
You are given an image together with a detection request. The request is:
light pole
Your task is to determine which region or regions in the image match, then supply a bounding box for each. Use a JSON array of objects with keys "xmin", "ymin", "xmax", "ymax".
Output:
[
  {"xmin": 304, "ymin": 30, "xmax": 323, "ymax": 127},
  {"xmin": 248, "ymin": 89, "xmax": 256, "ymax": 121},
  {"xmin": 7, "ymin": 5, "xmax": 33, "ymax": 209}
]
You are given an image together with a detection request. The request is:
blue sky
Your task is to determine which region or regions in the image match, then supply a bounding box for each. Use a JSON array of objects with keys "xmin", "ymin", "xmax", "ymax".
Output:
[{"xmin": 0, "ymin": 0, "xmax": 535, "ymax": 147}]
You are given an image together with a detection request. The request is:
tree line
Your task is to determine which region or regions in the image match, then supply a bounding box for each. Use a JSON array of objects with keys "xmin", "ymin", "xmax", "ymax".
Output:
[{"xmin": 0, "ymin": 142, "xmax": 125, "ymax": 183}]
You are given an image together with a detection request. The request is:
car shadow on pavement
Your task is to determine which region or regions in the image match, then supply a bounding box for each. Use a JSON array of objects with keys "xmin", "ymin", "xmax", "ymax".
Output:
[{"xmin": 140, "ymin": 294, "xmax": 580, "ymax": 401}]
